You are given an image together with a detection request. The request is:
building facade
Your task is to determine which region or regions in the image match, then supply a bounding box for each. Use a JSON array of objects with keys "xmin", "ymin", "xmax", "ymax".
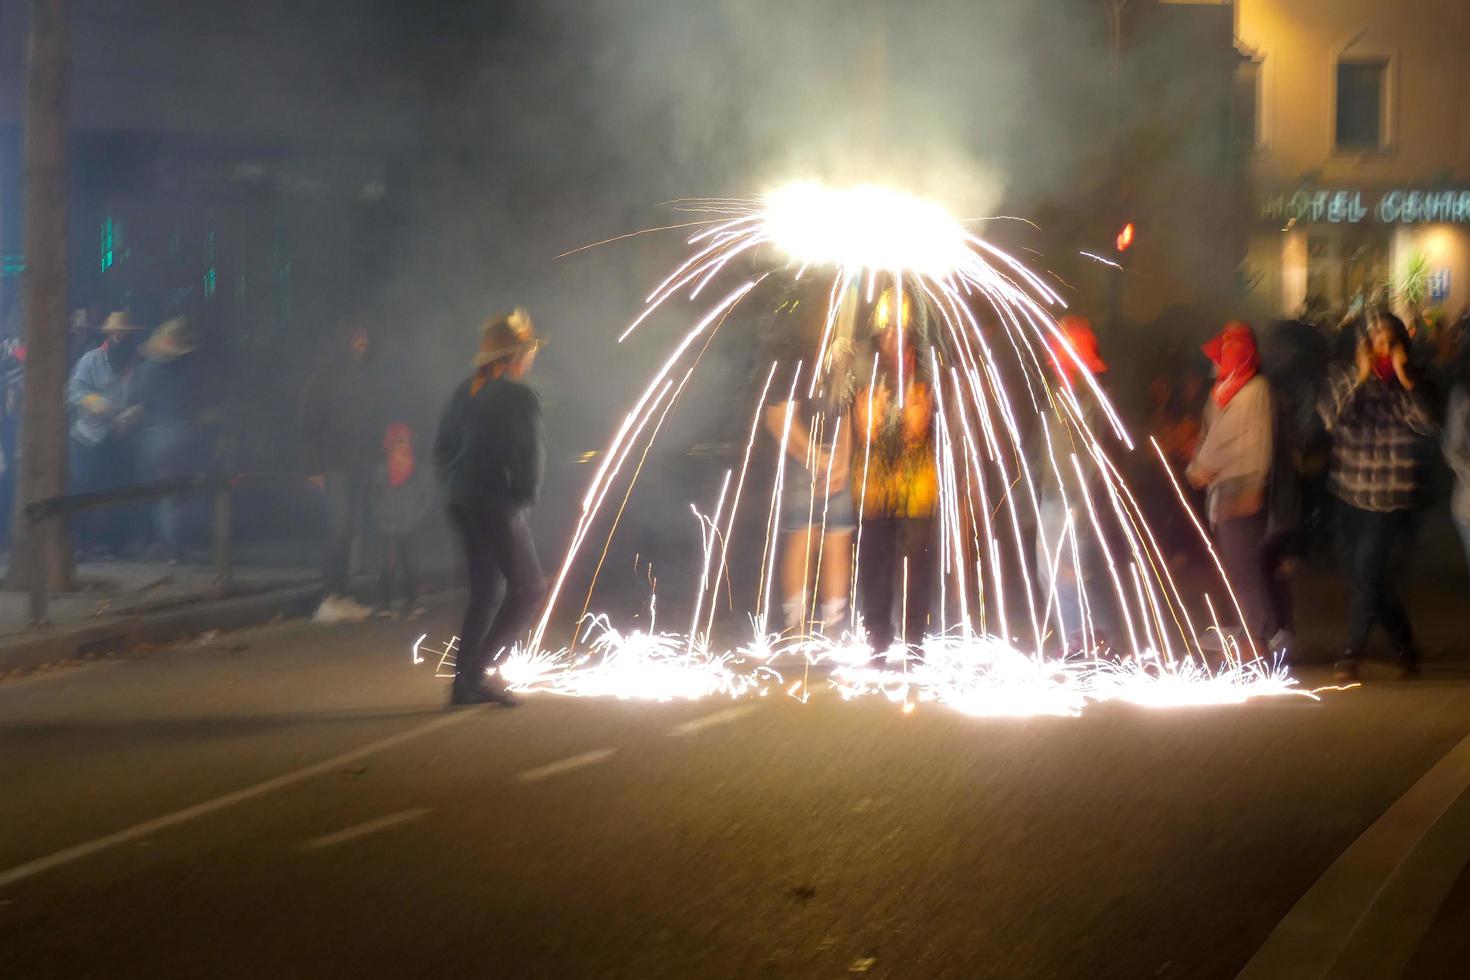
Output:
[{"xmin": 1231, "ymin": 0, "xmax": 1470, "ymax": 321}]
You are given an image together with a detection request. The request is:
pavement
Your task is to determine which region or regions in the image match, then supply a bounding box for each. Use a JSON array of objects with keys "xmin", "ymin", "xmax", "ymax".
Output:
[{"xmin": 2, "ymin": 594, "xmax": 1470, "ymax": 978}]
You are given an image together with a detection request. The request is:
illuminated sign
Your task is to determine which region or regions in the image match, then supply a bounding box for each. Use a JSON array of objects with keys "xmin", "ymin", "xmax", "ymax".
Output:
[{"xmin": 1260, "ymin": 188, "xmax": 1470, "ymax": 225}]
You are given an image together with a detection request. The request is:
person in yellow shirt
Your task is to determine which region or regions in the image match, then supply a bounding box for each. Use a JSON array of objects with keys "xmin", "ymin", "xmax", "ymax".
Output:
[{"xmin": 852, "ymin": 288, "xmax": 938, "ymax": 664}]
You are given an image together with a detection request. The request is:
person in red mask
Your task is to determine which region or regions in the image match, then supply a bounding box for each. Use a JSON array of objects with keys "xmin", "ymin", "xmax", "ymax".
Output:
[
  {"xmin": 1035, "ymin": 315, "xmax": 1114, "ymax": 654},
  {"xmin": 369, "ymin": 422, "xmax": 435, "ymax": 619},
  {"xmin": 1317, "ymin": 311, "xmax": 1435, "ymax": 682},
  {"xmin": 1187, "ymin": 321, "xmax": 1293, "ymax": 659}
]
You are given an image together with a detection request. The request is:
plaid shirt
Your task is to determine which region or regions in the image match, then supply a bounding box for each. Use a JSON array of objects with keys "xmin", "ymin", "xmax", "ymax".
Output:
[{"xmin": 1318, "ymin": 366, "xmax": 1435, "ymax": 512}]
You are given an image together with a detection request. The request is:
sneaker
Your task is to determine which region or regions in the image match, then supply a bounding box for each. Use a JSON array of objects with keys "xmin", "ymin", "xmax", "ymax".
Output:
[
  {"xmin": 449, "ymin": 680, "xmax": 520, "ymax": 707},
  {"xmin": 1333, "ymin": 657, "xmax": 1361, "ymax": 684},
  {"xmin": 312, "ymin": 595, "xmax": 348, "ymax": 625},
  {"xmin": 1268, "ymin": 629, "xmax": 1295, "ymax": 661},
  {"xmin": 1396, "ymin": 647, "xmax": 1421, "ymax": 680},
  {"xmin": 333, "ymin": 596, "xmax": 374, "ymax": 621}
]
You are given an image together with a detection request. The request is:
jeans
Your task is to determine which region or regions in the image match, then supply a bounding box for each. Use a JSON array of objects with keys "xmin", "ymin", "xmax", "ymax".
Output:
[
  {"xmin": 69, "ymin": 435, "xmax": 135, "ymax": 555},
  {"xmin": 1035, "ymin": 492, "xmax": 1109, "ymax": 649},
  {"xmin": 1338, "ymin": 503, "xmax": 1415, "ymax": 662},
  {"xmin": 859, "ymin": 516, "xmax": 934, "ymax": 653},
  {"xmin": 1215, "ymin": 510, "xmax": 1293, "ymax": 645},
  {"xmin": 323, "ymin": 469, "xmax": 368, "ymax": 596},
  {"xmin": 451, "ymin": 504, "xmax": 545, "ymax": 688},
  {"xmin": 377, "ymin": 533, "xmax": 420, "ymax": 609},
  {"xmin": 139, "ymin": 424, "xmax": 193, "ymax": 556}
]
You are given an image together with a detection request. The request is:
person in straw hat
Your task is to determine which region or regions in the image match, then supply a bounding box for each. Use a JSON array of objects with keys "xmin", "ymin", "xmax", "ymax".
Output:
[
  {"xmin": 433, "ymin": 307, "xmax": 546, "ymax": 707},
  {"xmin": 135, "ymin": 318, "xmax": 205, "ymax": 561},
  {"xmin": 65, "ymin": 310, "xmax": 146, "ymax": 556}
]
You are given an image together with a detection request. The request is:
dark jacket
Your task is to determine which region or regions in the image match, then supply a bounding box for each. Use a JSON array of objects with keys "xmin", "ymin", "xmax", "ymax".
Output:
[
  {"xmin": 135, "ymin": 352, "xmax": 203, "ymax": 430},
  {"xmin": 433, "ymin": 376, "xmax": 545, "ymax": 509},
  {"xmin": 302, "ymin": 355, "xmax": 383, "ymax": 474},
  {"xmin": 369, "ymin": 462, "xmax": 436, "ymax": 536}
]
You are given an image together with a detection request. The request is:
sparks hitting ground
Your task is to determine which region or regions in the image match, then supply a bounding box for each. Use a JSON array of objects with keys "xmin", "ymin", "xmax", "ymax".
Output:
[{"xmin": 420, "ymin": 181, "xmax": 1334, "ymax": 717}]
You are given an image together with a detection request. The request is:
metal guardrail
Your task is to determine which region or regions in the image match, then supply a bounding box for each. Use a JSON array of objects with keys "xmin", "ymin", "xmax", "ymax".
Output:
[{"xmin": 23, "ymin": 473, "xmax": 311, "ymax": 627}]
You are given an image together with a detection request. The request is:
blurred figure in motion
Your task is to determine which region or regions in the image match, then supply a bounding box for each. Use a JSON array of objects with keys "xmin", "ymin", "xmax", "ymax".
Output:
[
  {"xmin": 303, "ymin": 325, "xmax": 382, "ymax": 623},
  {"xmin": 761, "ymin": 283, "xmax": 855, "ymax": 641},
  {"xmin": 1443, "ymin": 350, "xmax": 1470, "ymax": 578},
  {"xmin": 853, "ymin": 288, "xmax": 937, "ymax": 665},
  {"xmin": 370, "ymin": 422, "xmax": 433, "ymax": 620},
  {"xmin": 135, "ymin": 319, "xmax": 204, "ymax": 562},
  {"xmin": 434, "ymin": 309, "xmax": 546, "ymax": 707},
  {"xmin": 1187, "ymin": 322, "xmax": 1294, "ymax": 659},
  {"xmin": 1318, "ymin": 312, "xmax": 1436, "ymax": 682},
  {"xmin": 1035, "ymin": 315, "xmax": 1111, "ymax": 655},
  {"xmin": 66, "ymin": 311, "xmax": 145, "ymax": 558}
]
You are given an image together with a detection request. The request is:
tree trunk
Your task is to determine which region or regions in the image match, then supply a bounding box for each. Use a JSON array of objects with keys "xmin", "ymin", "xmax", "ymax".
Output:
[{"xmin": 6, "ymin": 0, "xmax": 73, "ymax": 593}]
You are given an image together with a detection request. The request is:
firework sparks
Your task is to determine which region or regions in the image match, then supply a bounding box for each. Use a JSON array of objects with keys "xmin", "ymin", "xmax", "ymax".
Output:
[{"xmin": 422, "ymin": 180, "xmax": 1340, "ymax": 719}]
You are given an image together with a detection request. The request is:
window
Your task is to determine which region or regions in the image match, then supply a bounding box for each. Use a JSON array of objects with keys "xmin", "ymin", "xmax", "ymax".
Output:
[
  {"xmin": 1232, "ymin": 57, "xmax": 1263, "ymax": 153},
  {"xmin": 1336, "ymin": 59, "xmax": 1387, "ymax": 151}
]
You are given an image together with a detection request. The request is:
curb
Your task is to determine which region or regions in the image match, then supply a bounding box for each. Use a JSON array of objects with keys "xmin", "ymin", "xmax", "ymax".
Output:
[{"xmin": 0, "ymin": 585, "xmax": 322, "ymax": 676}]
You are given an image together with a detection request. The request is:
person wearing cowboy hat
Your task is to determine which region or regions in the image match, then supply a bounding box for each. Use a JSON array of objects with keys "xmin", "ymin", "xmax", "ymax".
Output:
[
  {"xmin": 65, "ymin": 310, "xmax": 146, "ymax": 556},
  {"xmin": 433, "ymin": 307, "xmax": 546, "ymax": 707},
  {"xmin": 135, "ymin": 319, "xmax": 206, "ymax": 561}
]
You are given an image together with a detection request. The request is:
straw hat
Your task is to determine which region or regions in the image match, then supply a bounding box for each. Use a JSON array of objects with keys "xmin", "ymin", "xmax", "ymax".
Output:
[
  {"xmin": 473, "ymin": 307, "xmax": 544, "ymax": 368},
  {"xmin": 100, "ymin": 311, "xmax": 144, "ymax": 336},
  {"xmin": 142, "ymin": 318, "xmax": 197, "ymax": 360}
]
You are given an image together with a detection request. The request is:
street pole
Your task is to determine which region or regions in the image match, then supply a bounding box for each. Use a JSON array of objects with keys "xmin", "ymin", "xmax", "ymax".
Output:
[{"xmin": 7, "ymin": 0, "xmax": 73, "ymax": 593}]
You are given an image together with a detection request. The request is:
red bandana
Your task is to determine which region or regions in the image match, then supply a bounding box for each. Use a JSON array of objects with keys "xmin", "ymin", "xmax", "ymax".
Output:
[
  {"xmin": 1202, "ymin": 322, "xmax": 1260, "ymax": 408},
  {"xmin": 383, "ymin": 423, "xmax": 414, "ymax": 488}
]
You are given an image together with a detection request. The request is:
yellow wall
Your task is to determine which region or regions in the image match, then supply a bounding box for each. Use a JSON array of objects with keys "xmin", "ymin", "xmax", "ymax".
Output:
[
  {"xmin": 1238, "ymin": 0, "xmax": 1470, "ymax": 186},
  {"xmin": 1239, "ymin": 0, "xmax": 1470, "ymax": 317}
]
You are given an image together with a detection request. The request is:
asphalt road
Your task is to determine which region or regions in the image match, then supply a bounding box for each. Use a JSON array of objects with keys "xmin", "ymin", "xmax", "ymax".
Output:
[{"xmin": 3, "ymin": 603, "xmax": 1470, "ymax": 979}]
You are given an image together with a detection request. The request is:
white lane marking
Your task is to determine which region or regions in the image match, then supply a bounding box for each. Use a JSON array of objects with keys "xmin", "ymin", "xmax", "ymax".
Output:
[
  {"xmin": 668, "ymin": 704, "xmax": 761, "ymax": 737},
  {"xmin": 513, "ymin": 748, "xmax": 617, "ymax": 783},
  {"xmin": 300, "ymin": 808, "xmax": 430, "ymax": 852},
  {"xmin": 0, "ymin": 710, "xmax": 472, "ymax": 891},
  {"xmin": 1240, "ymin": 718, "xmax": 1470, "ymax": 978}
]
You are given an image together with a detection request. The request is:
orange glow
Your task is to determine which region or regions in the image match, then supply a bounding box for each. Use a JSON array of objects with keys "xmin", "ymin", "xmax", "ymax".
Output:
[{"xmin": 1115, "ymin": 222, "xmax": 1134, "ymax": 252}]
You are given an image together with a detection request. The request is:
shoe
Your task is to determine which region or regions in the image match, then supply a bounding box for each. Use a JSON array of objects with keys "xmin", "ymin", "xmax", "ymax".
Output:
[
  {"xmin": 334, "ymin": 596, "xmax": 373, "ymax": 621},
  {"xmin": 449, "ymin": 680, "xmax": 520, "ymax": 707},
  {"xmin": 1396, "ymin": 647, "xmax": 1421, "ymax": 680},
  {"xmin": 1333, "ymin": 656, "xmax": 1361, "ymax": 684},
  {"xmin": 1267, "ymin": 629, "xmax": 1295, "ymax": 661},
  {"xmin": 312, "ymin": 595, "xmax": 348, "ymax": 625}
]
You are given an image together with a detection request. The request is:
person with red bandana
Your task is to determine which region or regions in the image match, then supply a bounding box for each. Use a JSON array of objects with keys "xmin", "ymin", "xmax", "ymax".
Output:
[
  {"xmin": 1034, "ymin": 315, "xmax": 1112, "ymax": 654},
  {"xmin": 369, "ymin": 422, "xmax": 435, "ymax": 619},
  {"xmin": 1317, "ymin": 311, "xmax": 1435, "ymax": 682},
  {"xmin": 1187, "ymin": 322, "xmax": 1293, "ymax": 659}
]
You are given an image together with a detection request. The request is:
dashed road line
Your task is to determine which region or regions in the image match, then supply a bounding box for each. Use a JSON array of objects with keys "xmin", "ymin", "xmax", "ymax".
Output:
[
  {"xmin": 0, "ymin": 710, "xmax": 473, "ymax": 891},
  {"xmin": 667, "ymin": 704, "xmax": 761, "ymax": 737},
  {"xmin": 513, "ymin": 748, "xmax": 617, "ymax": 783},
  {"xmin": 300, "ymin": 808, "xmax": 431, "ymax": 851}
]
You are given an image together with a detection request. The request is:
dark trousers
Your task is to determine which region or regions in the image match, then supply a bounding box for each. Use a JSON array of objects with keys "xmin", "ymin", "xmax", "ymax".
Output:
[
  {"xmin": 1338, "ymin": 504, "xmax": 1415, "ymax": 662},
  {"xmin": 859, "ymin": 516, "xmax": 934, "ymax": 653},
  {"xmin": 1215, "ymin": 510, "xmax": 1293, "ymax": 644},
  {"xmin": 69, "ymin": 436, "xmax": 134, "ymax": 555},
  {"xmin": 377, "ymin": 533, "xmax": 420, "ymax": 609},
  {"xmin": 323, "ymin": 469, "xmax": 368, "ymax": 596},
  {"xmin": 451, "ymin": 503, "xmax": 545, "ymax": 687},
  {"xmin": 139, "ymin": 424, "xmax": 193, "ymax": 556}
]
